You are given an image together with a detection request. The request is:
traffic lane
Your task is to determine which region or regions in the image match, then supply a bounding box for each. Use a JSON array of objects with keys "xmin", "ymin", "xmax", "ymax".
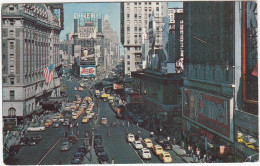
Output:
[
  {"xmin": 99, "ymin": 101, "xmax": 184, "ymax": 163},
  {"xmin": 94, "ymin": 125, "xmax": 143, "ymax": 164},
  {"xmin": 39, "ymin": 138, "xmax": 88, "ymax": 165},
  {"xmin": 6, "ymin": 124, "xmax": 67, "ymax": 165},
  {"xmin": 94, "ymin": 101, "xmax": 144, "ymax": 164}
]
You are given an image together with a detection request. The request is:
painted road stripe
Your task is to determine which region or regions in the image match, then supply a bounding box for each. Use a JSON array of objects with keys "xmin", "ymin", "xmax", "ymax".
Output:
[
  {"xmin": 128, "ymin": 143, "xmax": 145, "ymax": 164},
  {"xmin": 37, "ymin": 138, "xmax": 61, "ymax": 165}
]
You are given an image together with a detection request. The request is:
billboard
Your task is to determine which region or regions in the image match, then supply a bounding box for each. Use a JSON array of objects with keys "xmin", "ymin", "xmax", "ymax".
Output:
[
  {"xmin": 130, "ymin": 94, "xmax": 143, "ymax": 104},
  {"xmin": 113, "ymin": 82, "xmax": 124, "ymax": 90},
  {"xmin": 182, "ymin": 88, "xmax": 234, "ymax": 142},
  {"xmin": 80, "ymin": 65, "xmax": 95, "ymax": 77}
]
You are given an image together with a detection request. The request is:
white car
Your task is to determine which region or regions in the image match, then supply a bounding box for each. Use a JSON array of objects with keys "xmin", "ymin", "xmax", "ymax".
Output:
[
  {"xmin": 52, "ymin": 117, "xmax": 59, "ymax": 122},
  {"xmin": 127, "ymin": 133, "xmax": 135, "ymax": 143},
  {"xmin": 27, "ymin": 126, "xmax": 46, "ymax": 132},
  {"xmin": 133, "ymin": 141, "xmax": 143, "ymax": 150},
  {"xmin": 139, "ymin": 148, "xmax": 151, "ymax": 159},
  {"xmin": 87, "ymin": 113, "xmax": 93, "ymax": 119},
  {"xmin": 59, "ymin": 117, "xmax": 65, "ymax": 122}
]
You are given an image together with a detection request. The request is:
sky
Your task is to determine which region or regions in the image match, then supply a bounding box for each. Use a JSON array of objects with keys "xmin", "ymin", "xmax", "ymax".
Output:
[{"xmin": 59, "ymin": 2, "xmax": 183, "ymax": 54}]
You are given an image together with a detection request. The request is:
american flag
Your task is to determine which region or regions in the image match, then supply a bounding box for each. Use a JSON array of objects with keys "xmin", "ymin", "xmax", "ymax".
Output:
[{"xmin": 43, "ymin": 64, "xmax": 53, "ymax": 83}]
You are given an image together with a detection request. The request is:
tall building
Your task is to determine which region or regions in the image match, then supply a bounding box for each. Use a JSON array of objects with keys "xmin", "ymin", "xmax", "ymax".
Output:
[
  {"xmin": 182, "ymin": 1, "xmax": 258, "ymax": 162},
  {"xmin": 120, "ymin": 2, "xmax": 168, "ymax": 75},
  {"xmin": 2, "ymin": 4, "xmax": 62, "ymax": 127}
]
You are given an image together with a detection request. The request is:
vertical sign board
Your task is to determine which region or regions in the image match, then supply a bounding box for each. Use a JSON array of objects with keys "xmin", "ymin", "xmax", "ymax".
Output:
[
  {"xmin": 80, "ymin": 65, "xmax": 95, "ymax": 77},
  {"xmin": 182, "ymin": 88, "xmax": 234, "ymax": 142}
]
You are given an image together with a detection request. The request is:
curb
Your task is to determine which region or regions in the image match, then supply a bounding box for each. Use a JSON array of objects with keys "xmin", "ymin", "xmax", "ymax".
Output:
[{"xmin": 171, "ymin": 148, "xmax": 189, "ymax": 163}]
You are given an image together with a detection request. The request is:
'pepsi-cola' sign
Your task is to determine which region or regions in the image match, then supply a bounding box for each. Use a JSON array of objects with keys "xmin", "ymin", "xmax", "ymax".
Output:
[
  {"xmin": 182, "ymin": 88, "xmax": 234, "ymax": 142},
  {"xmin": 80, "ymin": 65, "xmax": 95, "ymax": 77}
]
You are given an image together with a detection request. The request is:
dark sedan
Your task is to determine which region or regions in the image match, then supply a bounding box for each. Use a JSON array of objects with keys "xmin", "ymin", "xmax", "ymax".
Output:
[
  {"xmin": 19, "ymin": 136, "xmax": 30, "ymax": 146},
  {"xmin": 73, "ymin": 152, "xmax": 85, "ymax": 161},
  {"xmin": 95, "ymin": 145, "xmax": 104, "ymax": 156},
  {"xmin": 98, "ymin": 152, "xmax": 109, "ymax": 164},
  {"xmin": 162, "ymin": 141, "xmax": 172, "ymax": 150}
]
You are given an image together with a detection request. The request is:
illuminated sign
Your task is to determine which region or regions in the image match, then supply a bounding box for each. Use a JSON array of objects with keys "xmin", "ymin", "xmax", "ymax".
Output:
[
  {"xmin": 74, "ymin": 12, "xmax": 102, "ymax": 19},
  {"xmin": 113, "ymin": 83, "xmax": 124, "ymax": 90},
  {"xmin": 182, "ymin": 88, "xmax": 234, "ymax": 142},
  {"xmin": 130, "ymin": 94, "xmax": 143, "ymax": 104},
  {"xmin": 80, "ymin": 65, "xmax": 95, "ymax": 77}
]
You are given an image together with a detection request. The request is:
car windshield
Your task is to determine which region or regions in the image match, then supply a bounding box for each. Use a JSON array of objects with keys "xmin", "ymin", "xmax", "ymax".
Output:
[
  {"xmin": 158, "ymin": 147, "xmax": 163, "ymax": 150},
  {"xmin": 147, "ymin": 141, "xmax": 152, "ymax": 143},
  {"xmin": 165, "ymin": 155, "xmax": 171, "ymax": 158},
  {"xmin": 144, "ymin": 151, "xmax": 149, "ymax": 153},
  {"xmin": 136, "ymin": 142, "xmax": 142, "ymax": 144}
]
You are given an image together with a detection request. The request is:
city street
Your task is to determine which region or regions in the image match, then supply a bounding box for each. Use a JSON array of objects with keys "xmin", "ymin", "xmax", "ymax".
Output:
[{"xmin": 5, "ymin": 77, "xmax": 185, "ymax": 164}]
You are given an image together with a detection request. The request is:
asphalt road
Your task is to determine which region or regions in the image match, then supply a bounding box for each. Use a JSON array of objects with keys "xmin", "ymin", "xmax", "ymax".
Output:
[{"xmin": 5, "ymin": 76, "xmax": 185, "ymax": 164}]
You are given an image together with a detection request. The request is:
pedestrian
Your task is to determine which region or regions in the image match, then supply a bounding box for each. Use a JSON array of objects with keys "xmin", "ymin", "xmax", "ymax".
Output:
[
  {"xmin": 167, "ymin": 136, "xmax": 170, "ymax": 141},
  {"xmin": 127, "ymin": 121, "xmax": 130, "ymax": 127},
  {"xmin": 111, "ymin": 158, "xmax": 114, "ymax": 164},
  {"xmin": 137, "ymin": 123, "xmax": 139, "ymax": 128},
  {"xmin": 107, "ymin": 129, "xmax": 111, "ymax": 136}
]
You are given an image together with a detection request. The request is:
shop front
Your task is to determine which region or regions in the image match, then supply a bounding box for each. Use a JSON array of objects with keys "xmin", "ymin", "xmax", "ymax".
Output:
[{"xmin": 182, "ymin": 88, "xmax": 235, "ymax": 162}]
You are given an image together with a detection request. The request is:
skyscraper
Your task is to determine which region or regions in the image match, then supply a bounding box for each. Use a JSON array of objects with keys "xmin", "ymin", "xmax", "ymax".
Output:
[{"xmin": 120, "ymin": 2, "xmax": 168, "ymax": 75}]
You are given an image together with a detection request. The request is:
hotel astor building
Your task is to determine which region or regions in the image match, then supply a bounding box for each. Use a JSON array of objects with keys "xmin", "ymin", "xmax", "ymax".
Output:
[{"xmin": 2, "ymin": 4, "xmax": 62, "ymax": 127}]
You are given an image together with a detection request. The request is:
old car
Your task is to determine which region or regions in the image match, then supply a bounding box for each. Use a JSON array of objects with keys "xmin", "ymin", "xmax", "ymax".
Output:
[{"xmin": 60, "ymin": 141, "xmax": 72, "ymax": 151}]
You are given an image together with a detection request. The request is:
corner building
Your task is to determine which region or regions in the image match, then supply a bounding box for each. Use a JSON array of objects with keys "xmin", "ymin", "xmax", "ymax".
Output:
[
  {"xmin": 182, "ymin": 1, "xmax": 258, "ymax": 162},
  {"xmin": 2, "ymin": 4, "xmax": 62, "ymax": 127}
]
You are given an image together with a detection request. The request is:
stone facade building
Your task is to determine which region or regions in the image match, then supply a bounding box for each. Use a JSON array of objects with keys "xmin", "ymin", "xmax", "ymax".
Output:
[{"xmin": 2, "ymin": 4, "xmax": 62, "ymax": 127}]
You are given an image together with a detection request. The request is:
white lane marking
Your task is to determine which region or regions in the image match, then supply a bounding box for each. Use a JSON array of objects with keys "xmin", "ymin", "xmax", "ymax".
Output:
[
  {"xmin": 128, "ymin": 143, "xmax": 144, "ymax": 163},
  {"xmin": 37, "ymin": 138, "xmax": 61, "ymax": 165}
]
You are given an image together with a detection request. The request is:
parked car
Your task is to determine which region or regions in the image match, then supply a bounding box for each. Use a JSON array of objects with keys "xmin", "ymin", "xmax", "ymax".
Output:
[
  {"xmin": 94, "ymin": 139, "xmax": 102, "ymax": 147},
  {"xmin": 53, "ymin": 121, "xmax": 60, "ymax": 128},
  {"xmin": 71, "ymin": 158, "xmax": 81, "ymax": 164},
  {"xmin": 60, "ymin": 141, "xmax": 72, "ymax": 151},
  {"xmin": 19, "ymin": 136, "xmax": 30, "ymax": 146},
  {"xmin": 141, "ymin": 138, "xmax": 153, "ymax": 148},
  {"xmin": 154, "ymin": 136, "xmax": 165, "ymax": 145},
  {"xmin": 78, "ymin": 145, "xmax": 88, "ymax": 155},
  {"xmin": 153, "ymin": 145, "xmax": 164, "ymax": 155},
  {"xmin": 127, "ymin": 133, "xmax": 136, "ymax": 143},
  {"xmin": 159, "ymin": 152, "xmax": 173, "ymax": 163},
  {"xmin": 139, "ymin": 148, "xmax": 151, "ymax": 159},
  {"xmin": 74, "ymin": 152, "xmax": 85, "ymax": 161},
  {"xmin": 29, "ymin": 137, "xmax": 40, "ymax": 146},
  {"xmin": 161, "ymin": 141, "xmax": 172, "ymax": 150},
  {"xmin": 98, "ymin": 152, "xmax": 109, "ymax": 164},
  {"xmin": 133, "ymin": 141, "xmax": 143, "ymax": 150},
  {"xmin": 69, "ymin": 135, "xmax": 78, "ymax": 144},
  {"xmin": 94, "ymin": 135, "xmax": 102, "ymax": 140},
  {"xmin": 27, "ymin": 126, "xmax": 46, "ymax": 132},
  {"xmin": 95, "ymin": 145, "xmax": 105, "ymax": 156},
  {"xmin": 63, "ymin": 119, "xmax": 70, "ymax": 126}
]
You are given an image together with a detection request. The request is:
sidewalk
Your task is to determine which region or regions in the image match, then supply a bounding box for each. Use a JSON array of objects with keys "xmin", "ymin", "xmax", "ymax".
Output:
[{"xmin": 172, "ymin": 145, "xmax": 195, "ymax": 163}]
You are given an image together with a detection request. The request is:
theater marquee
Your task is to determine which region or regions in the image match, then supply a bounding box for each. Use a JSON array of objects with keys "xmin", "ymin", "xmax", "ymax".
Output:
[{"xmin": 182, "ymin": 88, "xmax": 234, "ymax": 142}]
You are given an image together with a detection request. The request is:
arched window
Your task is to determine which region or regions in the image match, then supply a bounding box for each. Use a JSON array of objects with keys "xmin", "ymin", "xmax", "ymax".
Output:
[{"xmin": 8, "ymin": 107, "xmax": 16, "ymax": 117}]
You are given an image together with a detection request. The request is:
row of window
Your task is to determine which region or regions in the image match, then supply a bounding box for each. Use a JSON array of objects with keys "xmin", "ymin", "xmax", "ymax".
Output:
[{"xmin": 127, "ymin": 2, "xmax": 159, "ymax": 5}]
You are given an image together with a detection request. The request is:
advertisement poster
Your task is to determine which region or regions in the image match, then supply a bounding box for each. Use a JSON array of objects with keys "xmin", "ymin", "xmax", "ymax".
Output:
[
  {"xmin": 80, "ymin": 65, "xmax": 96, "ymax": 77},
  {"xmin": 182, "ymin": 88, "xmax": 234, "ymax": 142}
]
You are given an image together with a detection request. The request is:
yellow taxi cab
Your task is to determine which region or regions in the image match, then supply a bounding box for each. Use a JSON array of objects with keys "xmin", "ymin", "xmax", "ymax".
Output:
[
  {"xmin": 86, "ymin": 108, "xmax": 92, "ymax": 114},
  {"xmin": 141, "ymin": 138, "xmax": 153, "ymax": 148},
  {"xmin": 75, "ymin": 111, "xmax": 82, "ymax": 115},
  {"xmin": 82, "ymin": 116, "xmax": 89, "ymax": 123},
  {"xmin": 72, "ymin": 114, "xmax": 79, "ymax": 120},
  {"xmin": 44, "ymin": 119, "xmax": 53, "ymax": 127},
  {"xmin": 153, "ymin": 145, "xmax": 164, "ymax": 155},
  {"xmin": 79, "ymin": 107, "xmax": 85, "ymax": 112},
  {"xmin": 72, "ymin": 101, "xmax": 77, "ymax": 105},
  {"xmin": 76, "ymin": 100, "xmax": 82, "ymax": 104},
  {"xmin": 159, "ymin": 152, "xmax": 173, "ymax": 163}
]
